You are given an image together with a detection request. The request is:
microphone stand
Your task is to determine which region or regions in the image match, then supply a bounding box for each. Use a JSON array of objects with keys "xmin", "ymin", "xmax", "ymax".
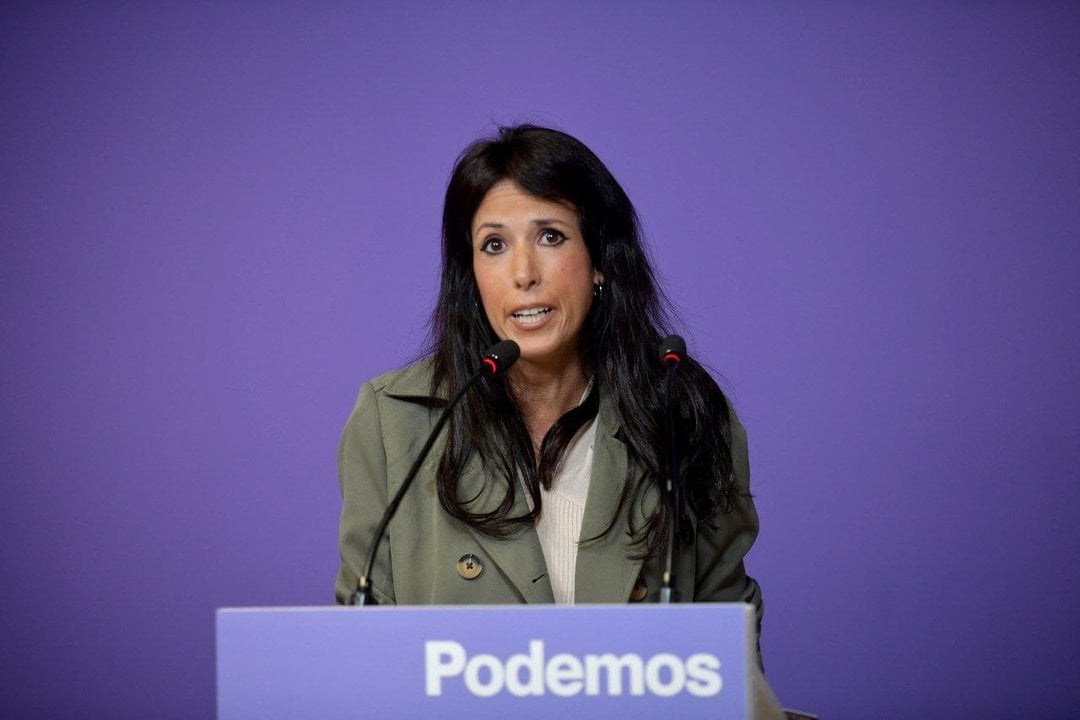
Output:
[
  {"xmin": 659, "ymin": 362, "xmax": 681, "ymax": 603},
  {"xmin": 658, "ymin": 335, "xmax": 685, "ymax": 603}
]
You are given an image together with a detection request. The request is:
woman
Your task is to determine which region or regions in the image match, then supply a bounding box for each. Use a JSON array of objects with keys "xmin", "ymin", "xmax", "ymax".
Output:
[{"xmin": 334, "ymin": 125, "xmax": 762, "ymax": 634}]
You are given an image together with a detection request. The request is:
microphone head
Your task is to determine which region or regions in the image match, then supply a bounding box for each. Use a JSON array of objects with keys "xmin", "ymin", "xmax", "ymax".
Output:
[
  {"xmin": 481, "ymin": 340, "xmax": 521, "ymax": 375},
  {"xmin": 659, "ymin": 334, "xmax": 686, "ymax": 368}
]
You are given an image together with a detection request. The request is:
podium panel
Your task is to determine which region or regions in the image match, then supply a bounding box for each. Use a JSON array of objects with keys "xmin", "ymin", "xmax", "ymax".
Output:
[{"xmin": 216, "ymin": 603, "xmax": 755, "ymax": 719}]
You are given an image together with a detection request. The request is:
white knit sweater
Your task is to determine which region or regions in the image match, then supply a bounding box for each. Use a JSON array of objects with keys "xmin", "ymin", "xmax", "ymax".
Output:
[{"xmin": 527, "ymin": 391, "xmax": 597, "ymax": 605}]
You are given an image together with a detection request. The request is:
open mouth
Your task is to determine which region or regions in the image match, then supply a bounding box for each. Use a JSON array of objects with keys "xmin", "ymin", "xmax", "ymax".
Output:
[{"xmin": 511, "ymin": 307, "xmax": 552, "ymax": 326}]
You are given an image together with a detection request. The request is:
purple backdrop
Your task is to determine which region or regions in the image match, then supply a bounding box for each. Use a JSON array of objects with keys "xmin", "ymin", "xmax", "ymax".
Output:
[{"xmin": 2, "ymin": 2, "xmax": 1078, "ymax": 718}]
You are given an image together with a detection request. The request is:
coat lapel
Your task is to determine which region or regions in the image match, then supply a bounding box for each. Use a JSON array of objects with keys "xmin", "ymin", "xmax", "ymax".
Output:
[
  {"xmin": 574, "ymin": 392, "xmax": 652, "ymax": 603},
  {"xmin": 455, "ymin": 454, "xmax": 555, "ymax": 604}
]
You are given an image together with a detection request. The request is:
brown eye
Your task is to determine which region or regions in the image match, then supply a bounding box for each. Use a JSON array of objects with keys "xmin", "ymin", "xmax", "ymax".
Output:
[
  {"xmin": 539, "ymin": 229, "xmax": 567, "ymax": 245},
  {"xmin": 480, "ymin": 237, "xmax": 505, "ymax": 254}
]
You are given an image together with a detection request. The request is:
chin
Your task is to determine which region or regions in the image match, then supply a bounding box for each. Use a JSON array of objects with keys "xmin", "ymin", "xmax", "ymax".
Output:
[{"xmin": 514, "ymin": 342, "xmax": 573, "ymax": 369}]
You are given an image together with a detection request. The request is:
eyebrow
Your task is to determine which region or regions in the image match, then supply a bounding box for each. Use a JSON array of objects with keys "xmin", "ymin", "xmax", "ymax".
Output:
[{"xmin": 474, "ymin": 218, "xmax": 572, "ymax": 232}]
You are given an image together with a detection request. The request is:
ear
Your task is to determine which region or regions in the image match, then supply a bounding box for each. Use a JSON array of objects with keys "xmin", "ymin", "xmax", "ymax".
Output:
[{"xmin": 593, "ymin": 269, "xmax": 606, "ymax": 285}]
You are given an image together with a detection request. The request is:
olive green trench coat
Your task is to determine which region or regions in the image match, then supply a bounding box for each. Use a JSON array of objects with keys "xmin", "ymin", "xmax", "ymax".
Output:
[{"xmin": 334, "ymin": 360, "xmax": 763, "ymax": 630}]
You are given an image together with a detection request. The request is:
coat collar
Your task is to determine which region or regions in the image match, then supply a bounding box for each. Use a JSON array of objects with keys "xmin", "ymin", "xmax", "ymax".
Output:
[
  {"xmin": 382, "ymin": 359, "xmax": 649, "ymax": 604},
  {"xmin": 381, "ymin": 358, "xmax": 448, "ymax": 402}
]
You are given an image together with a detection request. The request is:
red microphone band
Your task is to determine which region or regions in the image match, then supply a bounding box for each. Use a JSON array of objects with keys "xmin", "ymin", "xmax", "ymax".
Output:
[
  {"xmin": 663, "ymin": 352, "xmax": 682, "ymax": 366},
  {"xmin": 481, "ymin": 357, "xmax": 498, "ymax": 375}
]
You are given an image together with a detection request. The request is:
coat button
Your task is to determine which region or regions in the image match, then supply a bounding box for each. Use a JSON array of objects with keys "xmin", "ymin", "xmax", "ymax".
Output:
[
  {"xmin": 457, "ymin": 554, "xmax": 483, "ymax": 580},
  {"xmin": 630, "ymin": 576, "xmax": 648, "ymax": 602}
]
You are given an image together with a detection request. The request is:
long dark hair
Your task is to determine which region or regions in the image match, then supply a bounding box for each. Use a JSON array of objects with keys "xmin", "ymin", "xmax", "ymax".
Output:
[{"xmin": 429, "ymin": 124, "xmax": 737, "ymax": 557}]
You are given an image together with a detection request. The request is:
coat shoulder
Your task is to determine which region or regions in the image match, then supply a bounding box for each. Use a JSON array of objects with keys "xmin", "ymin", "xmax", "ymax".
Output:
[{"xmin": 367, "ymin": 357, "xmax": 442, "ymax": 401}]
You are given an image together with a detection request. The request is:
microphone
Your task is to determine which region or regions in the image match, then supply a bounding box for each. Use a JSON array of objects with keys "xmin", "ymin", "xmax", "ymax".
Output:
[
  {"xmin": 352, "ymin": 339, "xmax": 521, "ymax": 606},
  {"xmin": 658, "ymin": 334, "xmax": 686, "ymax": 603},
  {"xmin": 482, "ymin": 339, "xmax": 520, "ymax": 375},
  {"xmin": 659, "ymin": 334, "xmax": 686, "ymax": 368}
]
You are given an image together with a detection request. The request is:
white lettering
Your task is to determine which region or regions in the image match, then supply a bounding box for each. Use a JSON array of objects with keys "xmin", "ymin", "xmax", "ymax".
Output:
[
  {"xmin": 463, "ymin": 653, "xmax": 504, "ymax": 697},
  {"xmin": 422, "ymin": 640, "xmax": 724, "ymax": 699},
  {"xmin": 544, "ymin": 653, "xmax": 584, "ymax": 697},
  {"xmin": 504, "ymin": 640, "xmax": 545, "ymax": 697},
  {"xmin": 583, "ymin": 653, "xmax": 645, "ymax": 696},
  {"xmin": 424, "ymin": 641, "xmax": 465, "ymax": 696},
  {"xmin": 685, "ymin": 653, "xmax": 723, "ymax": 696},
  {"xmin": 644, "ymin": 653, "xmax": 686, "ymax": 697}
]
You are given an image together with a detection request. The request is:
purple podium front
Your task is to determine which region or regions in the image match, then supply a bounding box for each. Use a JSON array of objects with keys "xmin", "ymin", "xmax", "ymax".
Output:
[{"xmin": 216, "ymin": 603, "xmax": 757, "ymax": 719}]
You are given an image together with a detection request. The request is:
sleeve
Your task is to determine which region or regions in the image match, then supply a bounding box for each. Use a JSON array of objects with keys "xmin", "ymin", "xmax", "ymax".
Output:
[
  {"xmin": 693, "ymin": 412, "xmax": 765, "ymax": 657},
  {"xmin": 334, "ymin": 381, "xmax": 397, "ymax": 605}
]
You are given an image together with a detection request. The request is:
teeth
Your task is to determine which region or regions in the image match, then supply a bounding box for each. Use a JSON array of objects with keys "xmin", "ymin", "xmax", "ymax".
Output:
[
  {"xmin": 512, "ymin": 307, "xmax": 551, "ymax": 325},
  {"xmin": 513, "ymin": 307, "xmax": 551, "ymax": 318}
]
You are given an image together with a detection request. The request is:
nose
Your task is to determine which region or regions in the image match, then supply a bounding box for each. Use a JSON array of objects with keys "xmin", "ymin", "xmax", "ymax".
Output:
[{"xmin": 511, "ymin": 245, "xmax": 540, "ymax": 290}]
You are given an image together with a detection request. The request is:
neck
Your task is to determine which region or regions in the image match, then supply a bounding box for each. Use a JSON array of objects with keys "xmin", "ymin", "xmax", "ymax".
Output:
[{"xmin": 508, "ymin": 358, "xmax": 590, "ymax": 454}]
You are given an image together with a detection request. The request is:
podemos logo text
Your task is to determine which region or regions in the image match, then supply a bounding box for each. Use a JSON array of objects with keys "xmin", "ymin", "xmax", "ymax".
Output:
[{"xmin": 425, "ymin": 639, "xmax": 723, "ymax": 698}]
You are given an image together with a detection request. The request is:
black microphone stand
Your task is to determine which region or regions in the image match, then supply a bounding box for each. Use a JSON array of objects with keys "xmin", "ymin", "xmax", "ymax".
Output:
[{"xmin": 659, "ymin": 335, "xmax": 685, "ymax": 604}]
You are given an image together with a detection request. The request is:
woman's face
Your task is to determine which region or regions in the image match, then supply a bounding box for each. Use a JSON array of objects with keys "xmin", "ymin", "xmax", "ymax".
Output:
[{"xmin": 471, "ymin": 180, "xmax": 601, "ymax": 373}]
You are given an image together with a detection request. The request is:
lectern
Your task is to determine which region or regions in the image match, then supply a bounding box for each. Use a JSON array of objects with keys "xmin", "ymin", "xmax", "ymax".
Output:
[{"xmin": 216, "ymin": 603, "xmax": 757, "ymax": 719}]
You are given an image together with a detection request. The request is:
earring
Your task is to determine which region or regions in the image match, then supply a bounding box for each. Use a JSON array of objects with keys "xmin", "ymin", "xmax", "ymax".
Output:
[{"xmin": 593, "ymin": 282, "xmax": 605, "ymax": 301}]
